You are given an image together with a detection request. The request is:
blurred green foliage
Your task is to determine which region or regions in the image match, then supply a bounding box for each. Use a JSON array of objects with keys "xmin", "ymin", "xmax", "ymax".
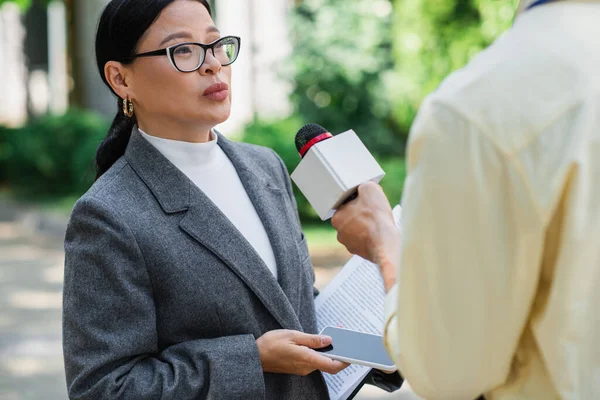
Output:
[
  {"xmin": 289, "ymin": 0, "xmax": 404, "ymax": 157},
  {"xmin": 0, "ymin": 0, "xmax": 30, "ymax": 8},
  {"xmin": 0, "ymin": 110, "xmax": 108, "ymax": 198},
  {"xmin": 286, "ymin": 0, "xmax": 518, "ymax": 152},
  {"xmin": 0, "ymin": 125, "xmax": 11, "ymax": 185},
  {"xmin": 0, "ymin": 0, "xmax": 51, "ymax": 10},
  {"xmin": 391, "ymin": 0, "xmax": 519, "ymax": 130},
  {"xmin": 242, "ymin": 0, "xmax": 517, "ymax": 222}
]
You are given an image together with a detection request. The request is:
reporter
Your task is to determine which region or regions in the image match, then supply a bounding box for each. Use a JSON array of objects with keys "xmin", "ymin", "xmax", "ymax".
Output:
[{"xmin": 333, "ymin": 1, "xmax": 600, "ymax": 399}]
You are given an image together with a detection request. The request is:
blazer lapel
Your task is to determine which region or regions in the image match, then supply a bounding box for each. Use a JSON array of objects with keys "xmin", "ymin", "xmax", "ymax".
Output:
[
  {"xmin": 217, "ymin": 134, "xmax": 304, "ymax": 320},
  {"xmin": 179, "ymin": 193, "xmax": 302, "ymax": 331},
  {"xmin": 125, "ymin": 127, "xmax": 303, "ymax": 331}
]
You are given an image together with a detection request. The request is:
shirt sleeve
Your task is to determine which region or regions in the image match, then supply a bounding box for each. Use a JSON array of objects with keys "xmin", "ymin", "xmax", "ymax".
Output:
[{"xmin": 383, "ymin": 98, "xmax": 545, "ymax": 400}]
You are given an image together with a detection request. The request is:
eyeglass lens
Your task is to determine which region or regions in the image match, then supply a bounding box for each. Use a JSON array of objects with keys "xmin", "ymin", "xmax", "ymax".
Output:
[{"xmin": 171, "ymin": 37, "xmax": 239, "ymax": 72}]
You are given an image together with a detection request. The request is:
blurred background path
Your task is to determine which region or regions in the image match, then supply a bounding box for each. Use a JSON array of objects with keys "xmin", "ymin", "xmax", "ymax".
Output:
[{"xmin": 0, "ymin": 204, "xmax": 66, "ymax": 399}]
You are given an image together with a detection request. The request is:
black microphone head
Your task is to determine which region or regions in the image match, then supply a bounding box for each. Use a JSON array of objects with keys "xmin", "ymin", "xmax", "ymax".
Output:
[{"xmin": 295, "ymin": 123, "xmax": 329, "ymax": 154}]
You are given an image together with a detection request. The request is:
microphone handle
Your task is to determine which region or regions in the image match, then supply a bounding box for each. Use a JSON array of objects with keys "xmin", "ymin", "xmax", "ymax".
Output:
[{"xmin": 342, "ymin": 190, "xmax": 358, "ymax": 205}]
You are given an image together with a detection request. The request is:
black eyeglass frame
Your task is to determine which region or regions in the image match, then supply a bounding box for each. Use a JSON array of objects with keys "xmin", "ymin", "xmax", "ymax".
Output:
[{"xmin": 126, "ymin": 35, "xmax": 241, "ymax": 73}]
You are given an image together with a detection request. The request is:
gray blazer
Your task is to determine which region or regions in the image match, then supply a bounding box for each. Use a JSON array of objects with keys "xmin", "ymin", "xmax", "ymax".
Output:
[{"xmin": 63, "ymin": 128, "xmax": 329, "ymax": 399}]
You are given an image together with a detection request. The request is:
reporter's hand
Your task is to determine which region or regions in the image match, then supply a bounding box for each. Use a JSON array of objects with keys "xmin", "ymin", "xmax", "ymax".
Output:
[
  {"xmin": 256, "ymin": 330, "xmax": 349, "ymax": 376},
  {"xmin": 331, "ymin": 182, "xmax": 401, "ymax": 291}
]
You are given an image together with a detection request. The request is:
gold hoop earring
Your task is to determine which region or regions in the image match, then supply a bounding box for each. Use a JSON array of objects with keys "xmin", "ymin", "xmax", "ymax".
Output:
[{"xmin": 123, "ymin": 97, "xmax": 134, "ymax": 118}]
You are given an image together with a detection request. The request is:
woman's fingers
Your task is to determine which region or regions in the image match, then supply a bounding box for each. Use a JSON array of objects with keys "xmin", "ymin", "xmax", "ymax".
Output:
[
  {"xmin": 292, "ymin": 331, "xmax": 332, "ymax": 349},
  {"xmin": 257, "ymin": 329, "xmax": 350, "ymax": 376},
  {"xmin": 303, "ymin": 349, "xmax": 350, "ymax": 374}
]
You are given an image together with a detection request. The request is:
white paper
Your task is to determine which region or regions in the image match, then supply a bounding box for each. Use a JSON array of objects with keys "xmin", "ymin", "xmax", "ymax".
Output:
[
  {"xmin": 315, "ymin": 205, "xmax": 401, "ymax": 400},
  {"xmin": 315, "ymin": 257, "xmax": 385, "ymax": 399}
]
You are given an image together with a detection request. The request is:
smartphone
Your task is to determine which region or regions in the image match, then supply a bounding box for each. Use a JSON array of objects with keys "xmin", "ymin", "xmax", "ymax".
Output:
[{"xmin": 316, "ymin": 326, "xmax": 397, "ymax": 372}]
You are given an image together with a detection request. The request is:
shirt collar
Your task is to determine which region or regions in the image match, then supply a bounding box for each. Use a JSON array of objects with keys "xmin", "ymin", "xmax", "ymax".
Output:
[{"xmin": 138, "ymin": 127, "xmax": 222, "ymax": 172}]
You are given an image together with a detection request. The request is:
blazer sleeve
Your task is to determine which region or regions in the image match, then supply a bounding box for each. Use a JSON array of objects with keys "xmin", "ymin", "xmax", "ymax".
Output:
[{"xmin": 63, "ymin": 196, "xmax": 265, "ymax": 400}]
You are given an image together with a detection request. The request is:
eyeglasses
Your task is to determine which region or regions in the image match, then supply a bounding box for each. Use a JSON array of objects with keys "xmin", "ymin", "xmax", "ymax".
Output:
[{"xmin": 129, "ymin": 36, "xmax": 241, "ymax": 73}]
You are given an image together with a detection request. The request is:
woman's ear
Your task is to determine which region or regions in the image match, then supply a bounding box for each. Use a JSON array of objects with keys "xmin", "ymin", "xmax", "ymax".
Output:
[{"xmin": 104, "ymin": 61, "xmax": 132, "ymax": 100}]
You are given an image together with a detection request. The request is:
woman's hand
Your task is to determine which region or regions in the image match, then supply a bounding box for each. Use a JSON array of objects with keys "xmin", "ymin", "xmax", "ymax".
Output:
[{"xmin": 256, "ymin": 330, "xmax": 349, "ymax": 376}]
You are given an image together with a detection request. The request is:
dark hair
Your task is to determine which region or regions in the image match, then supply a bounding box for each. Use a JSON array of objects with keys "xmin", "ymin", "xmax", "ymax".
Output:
[{"xmin": 94, "ymin": 0, "xmax": 212, "ymax": 179}]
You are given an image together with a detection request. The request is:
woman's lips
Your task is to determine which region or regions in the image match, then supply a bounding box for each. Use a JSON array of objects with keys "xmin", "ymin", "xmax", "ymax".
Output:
[{"xmin": 203, "ymin": 82, "xmax": 229, "ymax": 101}]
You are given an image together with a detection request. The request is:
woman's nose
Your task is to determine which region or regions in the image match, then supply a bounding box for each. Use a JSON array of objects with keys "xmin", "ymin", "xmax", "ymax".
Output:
[{"xmin": 199, "ymin": 49, "xmax": 222, "ymax": 75}]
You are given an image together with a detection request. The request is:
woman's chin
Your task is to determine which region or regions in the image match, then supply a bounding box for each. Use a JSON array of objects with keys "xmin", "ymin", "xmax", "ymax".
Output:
[
  {"xmin": 187, "ymin": 105, "xmax": 231, "ymax": 127},
  {"xmin": 210, "ymin": 111, "xmax": 231, "ymax": 127}
]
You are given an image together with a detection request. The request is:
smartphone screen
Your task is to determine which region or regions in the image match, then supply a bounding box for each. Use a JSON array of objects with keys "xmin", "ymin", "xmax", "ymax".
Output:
[{"xmin": 316, "ymin": 327, "xmax": 396, "ymax": 370}]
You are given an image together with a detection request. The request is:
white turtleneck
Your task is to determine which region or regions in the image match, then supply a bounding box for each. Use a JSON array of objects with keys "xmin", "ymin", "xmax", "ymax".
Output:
[{"xmin": 139, "ymin": 128, "xmax": 278, "ymax": 279}]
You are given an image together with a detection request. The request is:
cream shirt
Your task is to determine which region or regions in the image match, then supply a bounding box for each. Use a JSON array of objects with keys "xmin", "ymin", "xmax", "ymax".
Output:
[{"xmin": 384, "ymin": 2, "xmax": 600, "ymax": 400}]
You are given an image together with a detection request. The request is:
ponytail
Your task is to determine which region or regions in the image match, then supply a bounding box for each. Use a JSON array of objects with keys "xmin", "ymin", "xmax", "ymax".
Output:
[{"xmin": 95, "ymin": 97, "xmax": 136, "ymax": 180}]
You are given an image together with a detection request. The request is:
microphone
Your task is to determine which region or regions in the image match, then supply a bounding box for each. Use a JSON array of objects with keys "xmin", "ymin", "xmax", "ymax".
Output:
[{"xmin": 290, "ymin": 124, "xmax": 386, "ymax": 220}]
